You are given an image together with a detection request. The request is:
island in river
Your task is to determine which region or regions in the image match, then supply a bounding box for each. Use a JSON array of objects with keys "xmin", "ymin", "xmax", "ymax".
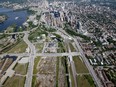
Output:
[{"xmin": 0, "ymin": 15, "xmax": 7, "ymax": 23}]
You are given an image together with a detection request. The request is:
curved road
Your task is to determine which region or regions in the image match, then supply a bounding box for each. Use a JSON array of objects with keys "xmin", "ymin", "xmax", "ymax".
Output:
[{"xmin": 23, "ymin": 32, "xmax": 36, "ymax": 87}]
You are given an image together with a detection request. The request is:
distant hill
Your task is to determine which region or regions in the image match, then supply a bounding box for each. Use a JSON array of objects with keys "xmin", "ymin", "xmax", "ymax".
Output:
[
  {"xmin": 0, "ymin": 0, "xmax": 28, "ymax": 3},
  {"xmin": 0, "ymin": 0, "xmax": 79, "ymax": 3}
]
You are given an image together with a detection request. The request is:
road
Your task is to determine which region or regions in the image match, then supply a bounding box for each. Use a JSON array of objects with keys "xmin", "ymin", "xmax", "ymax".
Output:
[
  {"xmin": 0, "ymin": 23, "xmax": 103, "ymax": 87},
  {"xmin": 0, "ymin": 52, "xmax": 80, "ymax": 58},
  {"xmin": 55, "ymin": 28, "xmax": 78, "ymax": 87},
  {"xmin": 36, "ymin": 52, "xmax": 80, "ymax": 57},
  {"xmin": 23, "ymin": 32, "xmax": 36, "ymax": 87},
  {"xmin": 66, "ymin": 39, "xmax": 77, "ymax": 87},
  {"xmin": 74, "ymin": 37, "xmax": 103, "ymax": 87},
  {"xmin": 42, "ymin": 42, "xmax": 47, "ymax": 53},
  {"xmin": 56, "ymin": 27, "xmax": 103, "ymax": 87}
]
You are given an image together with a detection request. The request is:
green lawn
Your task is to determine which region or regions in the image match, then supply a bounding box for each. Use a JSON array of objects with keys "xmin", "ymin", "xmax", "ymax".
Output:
[
  {"xmin": 73, "ymin": 56, "xmax": 89, "ymax": 73},
  {"xmin": 14, "ymin": 63, "xmax": 28, "ymax": 75},
  {"xmin": 33, "ymin": 56, "xmax": 41, "ymax": 74},
  {"xmin": 77, "ymin": 75, "xmax": 95, "ymax": 87},
  {"xmin": 3, "ymin": 76, "xmax": 25, "ymax": 87},
  {"xmin": 7, "ymin": 40, "xmax": 27, "ymax": 53}
]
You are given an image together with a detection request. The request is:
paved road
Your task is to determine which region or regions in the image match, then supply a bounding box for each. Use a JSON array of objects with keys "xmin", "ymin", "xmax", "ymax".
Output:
[
  {"xmin": 36, "ymin": 52, "xmax": 80, "ymax": 57},
  {"xmin": 0, "ymin": 24, "xmax": 103, "ymax": 87},
  {"xmin": 66, "ymin": 39, "xmax": 77, "ymax": 87},
  {"xmin": 56, "ymin": 28, "xmax": 78, "ymax": 87},
  {"xmin": 23, "ymin": 32, "xmax": 36, "ymax": 87},
  {"xmin": 42, "ymin": 42, "xmax": 47, "ymax": 53},
  {"xmin": 0, "ymin": 52, "xmax": 80, "ymax": 58},
  {"xmin": 56, "ymin": 27, "xmax": 103, "ymax": 87}
]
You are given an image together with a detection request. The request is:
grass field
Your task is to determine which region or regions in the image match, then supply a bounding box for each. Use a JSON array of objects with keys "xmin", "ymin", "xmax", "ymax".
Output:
[
  {"xmin": 28, "ymin": 28, "xmax": 48, "ymax": 42},
  {"xmin": 69, "ymin": 43, "xmax": 76, "ymax": 52},
  {"xmin": 58, "ymin": 42, "xmax": 66, "ymax": 53},
  {"xmin": 73, "ymin": 56, "xmax": 89, "ymax": 73},
  {"xmin": 3, "ymin": 76, "xmax": 25, "ymax": 87},
  {"xmin": 33, "ymin": 56, "xmax": 41, "ymax": 74},
  {"xmin": 77, "ymin": 75, "xmax": 95, "ymax": 87},
  {"xmin": 35, "ymin": 43, "xmax": 43, "ymax": 53},
  {"xmin": 70, "ymin": 66, "xmax": 75, "ymax": 87},
  {"xmin": 7, "ymin": 40, "xmax": 27, "ymax": 53},
  {"xmin": 14, "ymin": 63, "xmax": 28, "ymax": 75},
  {"xmin": 2, "ymin": 58, "xmax": 13, "ymax": 72},
  {"xmin": 32, "ymin": 76, "xmax": 37, "ymax": 87},
  {"xmin": 56, "ymin": 57, "xmax": 59, "ymax": 87}
]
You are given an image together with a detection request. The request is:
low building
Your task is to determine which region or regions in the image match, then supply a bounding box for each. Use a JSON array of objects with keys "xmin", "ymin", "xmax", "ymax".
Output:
[{"xmin": 96, "ymin": 68, "xmax": 115, "ymax": 87}]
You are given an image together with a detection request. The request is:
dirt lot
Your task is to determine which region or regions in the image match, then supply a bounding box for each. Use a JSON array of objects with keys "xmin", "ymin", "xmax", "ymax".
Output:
[
  {"xmin": 32, "ymin": 56, "xmax": 68, "ymax": 87},
  {"xmin": 36, "ymin": 57, "xmax": 56, "ymax": 87}
]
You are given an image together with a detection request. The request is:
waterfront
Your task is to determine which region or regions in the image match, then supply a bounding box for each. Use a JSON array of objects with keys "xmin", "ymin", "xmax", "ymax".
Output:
[{"xmin": 0, "ymin": 8, "xmax": 27, "ymax": 32}]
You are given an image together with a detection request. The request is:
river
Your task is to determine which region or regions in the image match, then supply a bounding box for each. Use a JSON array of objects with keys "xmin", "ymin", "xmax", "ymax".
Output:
[{"xmin": 0, "ymin": 8, "xmax": 28, "ymax": 32}]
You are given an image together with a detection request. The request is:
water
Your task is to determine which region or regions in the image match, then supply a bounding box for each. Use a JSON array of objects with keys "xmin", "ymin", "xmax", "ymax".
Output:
[
  {"xmin": 0, "ymin": 8, "xmax": 28, "ymax": 32},
  {"xmin": 2, "ymin": 55, "xmax": 17, "ymax": 61},
  {"xmin": 0, "ymin": 8, "xmax": 13, "ymax": 13}
]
